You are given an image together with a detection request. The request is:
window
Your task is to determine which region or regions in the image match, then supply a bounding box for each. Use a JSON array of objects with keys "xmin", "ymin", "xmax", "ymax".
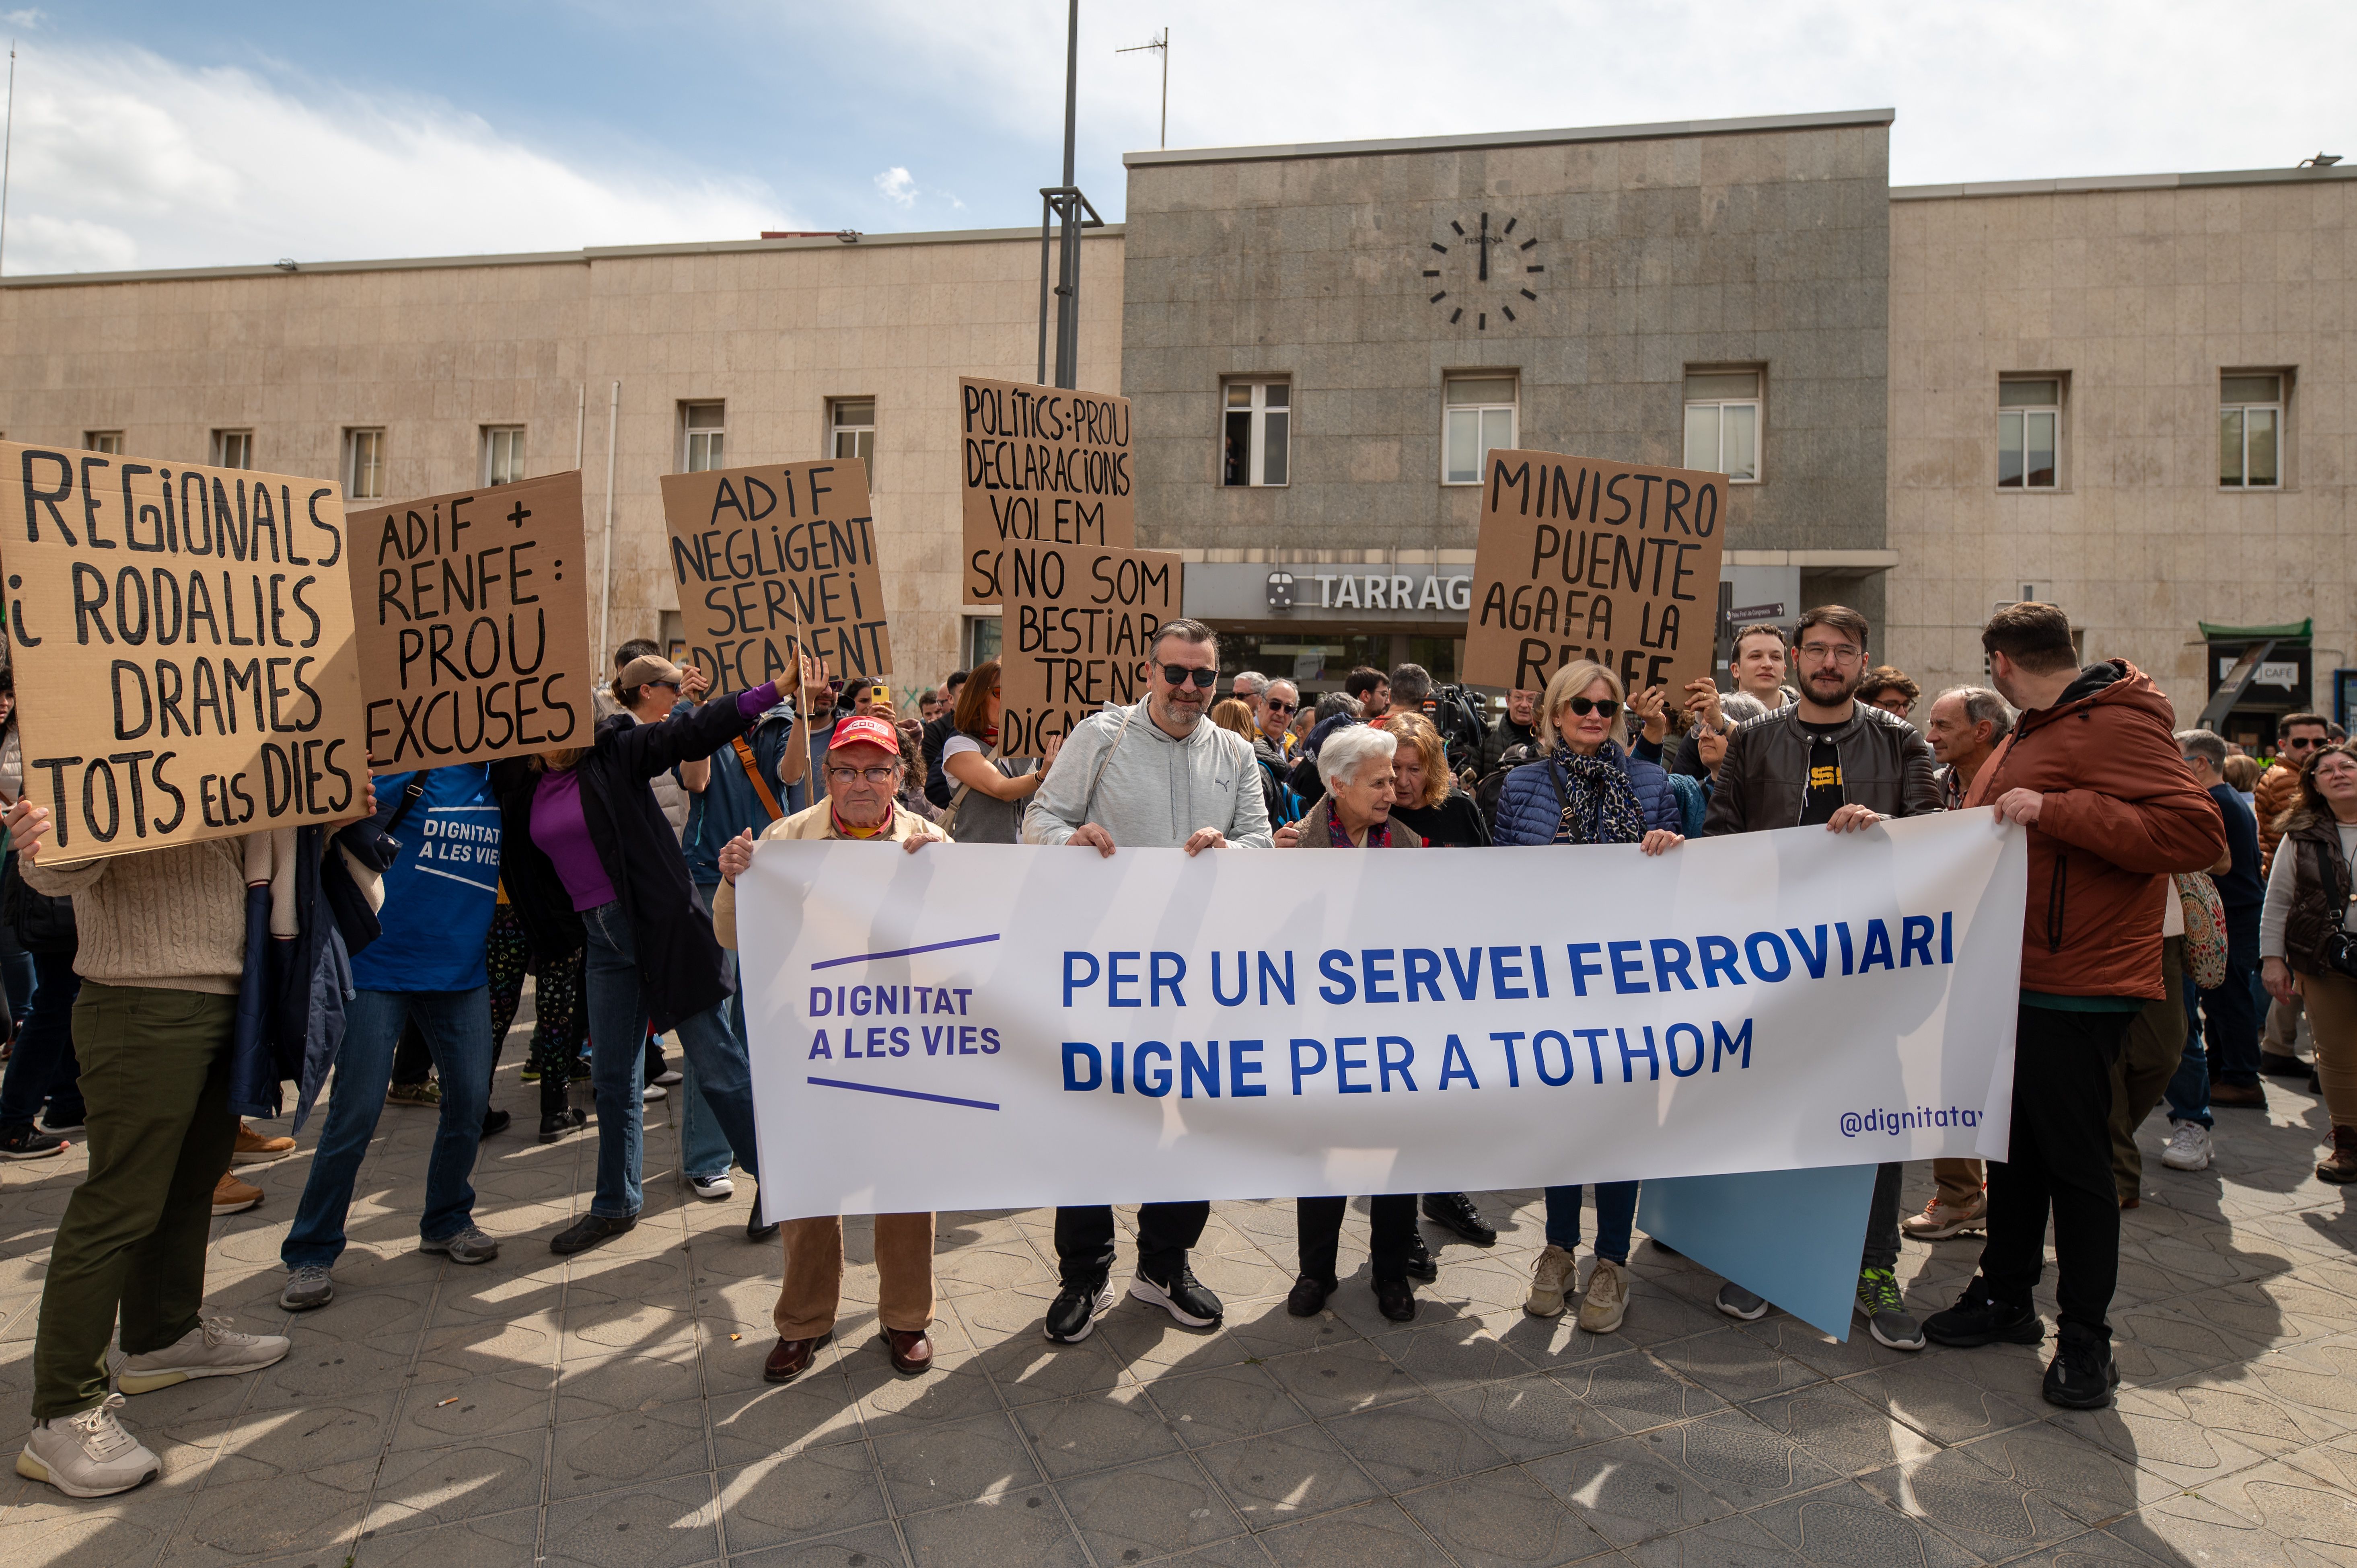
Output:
[
  {"xmin": 831, "ymin": 399, "xmax": 875, "ymax": 484},
  {"xmin": 482, "ymin": 426, "xmax": 526, "ymax": 486},
  {"xmin": 1682, "ymin": 370, "xmax": 1760, "ymax": 481},
  {"xmin": 345, "ymin": 429, "xmax": 386, "ymax": 500},
  {"xmin": 965, "ymin": 615, "xmax": 1002, "ymax": 667},
  {"xmin": 1222, "ymin": 380, "xmax": 1290, "ymax": 487},
  {"xmin": 1442, "ymin": 376, "xmax": 1517, "ymax": 485},
  {"xmin": 1997, "ymin": 378, "xmax": 2062, "ymax": 489},
  {"xmin": 682, "ymin": 402, "xmax": 725, "ymax": 473},
  {"xmin": 2220, "ymin": 373, "xmax": 2284, "ymax": 489},
  {"xmin": 85, "ymin": 431, "xmax": 124, "ymax": 454},
  {"xmin": 211, "ymin": 430, "xmax": 253, "ymax": 469}
]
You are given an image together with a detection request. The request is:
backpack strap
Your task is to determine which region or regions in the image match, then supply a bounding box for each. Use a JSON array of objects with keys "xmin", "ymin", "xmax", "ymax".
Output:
[
  {"xmin": 1076, "ymin": 703, "xmax": 1141, "ymax": 827},
  {"xmin": 380, "ymin": 778, "xmax": 429, "ymax": 850},
  {"xmin": 731, "ymin": 735, "xmax": 785, "ymax": 821}
]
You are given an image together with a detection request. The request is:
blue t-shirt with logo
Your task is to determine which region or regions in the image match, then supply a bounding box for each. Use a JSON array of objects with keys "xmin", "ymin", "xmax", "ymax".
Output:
[{"xmin": 350, "ymin": 765, "xmax": 502, "ymax": 993}]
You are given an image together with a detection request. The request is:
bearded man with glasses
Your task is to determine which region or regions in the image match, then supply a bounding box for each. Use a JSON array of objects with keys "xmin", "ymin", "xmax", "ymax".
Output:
[
  {"xmin": 2255, "ymin": 713, "xmax": 2333, "ymax": 1080},
  {"xmin": 1701, "ymin": 604, "xmax": 1944, "ymax": 1351},
  {"xmin": 1024, "ymin": 619, "xmax": 1274, "ymax": 1343}
]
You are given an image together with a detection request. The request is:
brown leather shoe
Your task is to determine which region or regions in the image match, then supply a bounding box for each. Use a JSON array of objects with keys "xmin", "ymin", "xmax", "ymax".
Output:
[
  {"xmin": 2208, "ymin": 1080, "xmax": 2268, "ymax": 1109},
  {"xmin": 883, "ymin": 1328, "xmax": 933, "ymax": 1375},
  {"xmin": 763, "ymin": 1333, "xmax": 827, "ymax": 1383},
  {"xmin": 2319, "ymin": 1126, "xmax": 2357, "ymax": 1185}
]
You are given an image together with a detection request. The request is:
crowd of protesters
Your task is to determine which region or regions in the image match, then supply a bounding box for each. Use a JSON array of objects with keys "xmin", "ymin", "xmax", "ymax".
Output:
[{"xmin": 5, "ymin": 598, "xmax": 2352, "ymax": 1498}]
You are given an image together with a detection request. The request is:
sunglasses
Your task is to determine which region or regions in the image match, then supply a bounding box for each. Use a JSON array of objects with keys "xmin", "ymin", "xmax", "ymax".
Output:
[
  {"xmin": 1263, "ymin": 698, "xmax": 1296, "ymax": 714},
  {"xmin": 1160, "ymin": 666, "xmax": 1218, "ymax": 688},
  {"xmin": 1563, "ymin": 697, "xmax": 1619, "ymax": 718},
  {"xmin": 2283, "ymin": 736, "xmax": 2320, "ymax": 749}
]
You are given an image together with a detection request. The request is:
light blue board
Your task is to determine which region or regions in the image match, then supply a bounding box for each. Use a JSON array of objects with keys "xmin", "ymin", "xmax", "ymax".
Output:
[{"xmin": 1635, "ymin": 1164, "xmax": 1879, "ymax": 1341}]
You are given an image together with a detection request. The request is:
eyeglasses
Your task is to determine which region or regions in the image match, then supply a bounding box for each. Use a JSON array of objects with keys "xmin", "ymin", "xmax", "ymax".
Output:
[
  {"xmin": 2283, "ymin": 736, "xmax": 2321, "ymax": 750},
  {"xmin": 1563, "ymin": 697, "xmax": 1619, "ymax": 718},
  {"xmin": 1796, "ymin": 643, "xmax": 1863, "ymax": 664},
  {"xmin": 824, "ymin": 765, "xmax": 899, "ymax": 785},
  {"xmin": 1264, "ymin": 698, "xmax": 1296, "ymax": 714},
  {"xmin": 1160, "ymin": 666, "xmax": 1218, "ymax": 688}
]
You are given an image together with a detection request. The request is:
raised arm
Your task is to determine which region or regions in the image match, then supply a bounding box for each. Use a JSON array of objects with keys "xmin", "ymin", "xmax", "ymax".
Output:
[{"xmin": 609, "ymin": 682, "xmax": 779, "ymax": 781}]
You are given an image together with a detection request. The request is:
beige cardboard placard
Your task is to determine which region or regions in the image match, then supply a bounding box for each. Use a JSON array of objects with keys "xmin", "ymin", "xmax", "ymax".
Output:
[
  {"xmin": 999, "ymin": 542, "xmax": 1181, "ymax": 757},
  {"xmin": 2, "ymin": 438, "xmax": 365, "ymax": 859},
  {"xmin": 959, "ymin": 376, "xmax": 1134, "ymax": 604},
  {"xmin": 1463, "ymin": 448, "xmax": 1728, "ymax": 696},
  {"xmin": 351, "ymin": 470, "xmax": 592, "ymax": 773},
  {"xmin": 660, "ymin": 458, "xmax": 893, "ymax": 695}
]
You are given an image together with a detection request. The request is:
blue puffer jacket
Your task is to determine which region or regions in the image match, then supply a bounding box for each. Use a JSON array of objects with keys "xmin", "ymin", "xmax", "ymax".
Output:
[{"xmin": 1493, "ymin": 742, "xmax": 1682, "ymax": 847}]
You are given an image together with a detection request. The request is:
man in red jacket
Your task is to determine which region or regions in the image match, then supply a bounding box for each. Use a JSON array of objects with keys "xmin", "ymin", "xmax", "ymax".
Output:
[{"xmin": 1925, "ymin": 604, "xmax": 2226, "ymax": 1410}]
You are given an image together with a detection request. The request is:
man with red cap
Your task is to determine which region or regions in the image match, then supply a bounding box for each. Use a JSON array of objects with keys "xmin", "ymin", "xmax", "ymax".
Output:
[{"xmin": 714, "ymin": 709, "xmax": 947, "ymax": 1385}]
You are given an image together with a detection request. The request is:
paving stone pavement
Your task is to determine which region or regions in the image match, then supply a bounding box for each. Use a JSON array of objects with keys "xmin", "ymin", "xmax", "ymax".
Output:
[{"xmin": 4, "ymin": 1047, "xmax": 2356, "ymax": 1568}]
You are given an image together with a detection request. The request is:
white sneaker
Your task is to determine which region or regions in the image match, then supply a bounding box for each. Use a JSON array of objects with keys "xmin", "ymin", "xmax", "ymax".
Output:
[
  {"xmin": 653, "ymin": 1069, "xmax": 684, "ymax": 1086},
  {"xmin": 115, "ymin": 1314, "xmax": 291, "ymax": 1395},
  {"xmin": 17, "ymin": 1394, "xmax": 160, "ymax": 1497},
  {"xmin": 2162, "ymin": 1120, "xmax": 2214, "ymax": 1171},
  {"xmin": 688, "ymin": 1173, "xmax": 734, "ymax": 1200},
  {"xmin": 642, "ymin": 1084, "xmax": 667, "ymax": 1103}
]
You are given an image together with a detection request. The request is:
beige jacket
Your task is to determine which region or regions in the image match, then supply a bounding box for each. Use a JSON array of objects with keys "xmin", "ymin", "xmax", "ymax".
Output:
[
  {"xmin": 20, "ymin": 834, "xmax": 290, "ymax": 994},
  {"xmin": 712, "ymin": 800, "xmax": 945, "ymax": 950}
]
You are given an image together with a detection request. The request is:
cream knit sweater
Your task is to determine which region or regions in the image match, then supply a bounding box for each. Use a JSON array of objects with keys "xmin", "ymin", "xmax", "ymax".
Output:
[{"xmin": 19, "ymin": 833, "xmax": 286, "ymax": 995}]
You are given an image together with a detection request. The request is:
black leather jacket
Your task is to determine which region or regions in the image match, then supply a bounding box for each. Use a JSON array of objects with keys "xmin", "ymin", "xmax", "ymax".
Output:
[{"xmin": 1702, "ymin": 702, "xmax": 1940, "ymax": 836}]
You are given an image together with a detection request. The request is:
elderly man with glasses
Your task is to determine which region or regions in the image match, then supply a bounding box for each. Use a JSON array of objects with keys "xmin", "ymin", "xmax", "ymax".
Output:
[
  {"xmin": 1025, "ymin": 619, "xmax": 1273, "ymax": 1344},
  {"xmin": 712, "ymin": 712, "xmax": 948, "ymax": 1387}
]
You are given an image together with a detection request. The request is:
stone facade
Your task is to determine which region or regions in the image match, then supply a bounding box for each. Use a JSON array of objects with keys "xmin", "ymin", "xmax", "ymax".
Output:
[
  {"xmin": 0, "ymin": 229, "xmax": 1125, "ymax": 689},
  {"xmin": 1119, "ymin": 113, "xmax": 1894, "ymax": 631},
  {"xmin": 1887, "ymin": 167, "xmax": 2355, "ymax": 721}
]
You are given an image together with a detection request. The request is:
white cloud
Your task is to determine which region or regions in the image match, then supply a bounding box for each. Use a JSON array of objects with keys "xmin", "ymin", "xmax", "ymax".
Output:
[
  {"xmin": 1, "ymin": 9, "xmax": 45, "ymax": 30},
  {"xmin": 874, "ymin": 166, "xmax": 918, "ymax": 208},
  {"xmin": 0, "ymin": 43, "xmax": 795, "ymax": 275}
]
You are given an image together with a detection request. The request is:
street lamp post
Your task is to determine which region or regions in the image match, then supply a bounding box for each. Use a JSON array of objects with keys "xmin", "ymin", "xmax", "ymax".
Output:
[{"xmin": 1036, "ymin": 0, "xmax": 1102, "ymax": 388}]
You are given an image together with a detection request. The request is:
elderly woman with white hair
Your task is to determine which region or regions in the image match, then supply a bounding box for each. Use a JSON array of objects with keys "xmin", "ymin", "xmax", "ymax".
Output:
[
  {"xmin": 1271, "ymin": 721, "xmax": 1425, "ymax": 1321},
  {"xmin": 1494, "ymin": 660, "xmax": 1685, "ymax": 1336}
]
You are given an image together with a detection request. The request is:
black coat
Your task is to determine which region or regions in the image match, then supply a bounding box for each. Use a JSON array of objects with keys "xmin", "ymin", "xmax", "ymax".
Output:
[{"xmin": 492, "ymin": 697, "xmax": 762, "ymax": 1032}]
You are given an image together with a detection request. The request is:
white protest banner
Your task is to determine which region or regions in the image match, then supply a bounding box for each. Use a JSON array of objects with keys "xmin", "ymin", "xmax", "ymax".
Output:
[{"xmin": 737, "ymin": 811, "xmax": 2026, "ymax": 1220}]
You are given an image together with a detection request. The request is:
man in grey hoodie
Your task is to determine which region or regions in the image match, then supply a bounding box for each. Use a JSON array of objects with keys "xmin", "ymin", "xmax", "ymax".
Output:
[{"xmin": 1024, "ymin": 619, "xmax": 1272, "ymax": 1342}]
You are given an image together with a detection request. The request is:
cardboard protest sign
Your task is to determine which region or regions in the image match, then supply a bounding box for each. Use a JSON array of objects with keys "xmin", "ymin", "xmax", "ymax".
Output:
[
  {"xmin": 1, "ymin": 438, "xmax": 365, "ymax": 859},
  {"xmin": 959, "ymin": 376, "xmax": 1134, "ymax": 604},
  {"xmin": 1463, "ymin": 449, "xmax": 1728, "ymax": 695},
  {"xmin": 660, "ymin": 459, "xmax": 893, "ymax": 695},
  {"xmin": 999, "ymin": 542, "xmax": 1180, "ymax": 756},
  {"xmin": 351, "ymin": 471, "xmax": 591, "ymax": 773}
]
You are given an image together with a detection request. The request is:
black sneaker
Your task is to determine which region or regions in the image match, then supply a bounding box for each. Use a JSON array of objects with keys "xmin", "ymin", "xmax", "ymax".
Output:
[
  {"xmin": 0, "ymin": 1122, "xmax": 67, "ymax": 1160},
  {"xmin": 2042, "ymin": 1334, "xmax": 2120, "ymax": 1410},
  {"xmin": 1923, "ymin": 1278, "xmax": 2045, "ymax": 1348},
  {"xmin": 549, "ymin": 1212, "xmax": 635, "ymax": 1256},
  {"xmin": 1373, "ymin": 1278, "xmax": 1417, "ymax": 1323},
  {"xmin": 1421, "ymin": 1192, "xmax": 1497, "ymax": 1245},
  {"xmin": 537, "ymin": 1108, "xmax": 587, "ymax": 1144},
  {"xmin": 1286, "ymin": 1274, "xmax": 1335, "ymax": 1317},
  {"xmin": 1403, "ymin": 1233, "xmax": 1439, "ymax": 1283},
  {"xmin": 1043, "ymin": 1275, "xmax": 1116, "ymax": 1343},
  {"xmin": 479, "ymin": 1109, "xmax": 512, "ymax": 1138},
  {"xmin": 1131, "ymin": 1264, "xmax": 1223, "ymax": 1328}
]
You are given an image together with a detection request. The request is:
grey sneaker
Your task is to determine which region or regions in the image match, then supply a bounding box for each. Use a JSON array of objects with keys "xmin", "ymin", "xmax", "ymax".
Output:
[
  {"xmin": 279, "ymin": 1265, "xmax": 335, "ymax": 1312},
  {"xmin": 16, "ymin": 1394, "xmax": 159, "ymax": 1497},
  {"xmin": 1857, "ymin": 1267, "xmax": 1926, "ymax": 1350},
  {"xmin": 1715, "ymin": 1281, "xmax": 1770, "ymax": 1321},
  {"xmin": 421, "ymin": 1225, "xmax": 500, "ymax": 1265}
]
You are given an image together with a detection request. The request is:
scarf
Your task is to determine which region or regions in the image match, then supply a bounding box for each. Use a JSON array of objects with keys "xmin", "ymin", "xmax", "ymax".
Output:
[
  {"xmin": 830, "ymin": 802, "xmax": 892, "ymax": 840},
  {"xmin": 1326, "ymin": 806, "xmax": 1392, "ymax": 849},
  {"xmin": 1552, "ymin": 751, "xmax": 1647, "ymax": 846}
]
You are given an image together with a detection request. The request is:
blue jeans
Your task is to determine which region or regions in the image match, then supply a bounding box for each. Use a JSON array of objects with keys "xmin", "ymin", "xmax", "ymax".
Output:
[
  {"xmin": 2167, "ymin": 975, "xmax": 2213, "ymax": 1127},
  {"xmin": 284, "ymin": 987, "xmax": 492, "ymax": 1266},
  {"xmin": 679, "ymin": 883, "xmax": 742, "ymax": 1182},
  {"xmin": 0, "ymin": 948, "xmax": 83, "ymax": 1128},
  {"xmin": 2201, "ymin": 956, "xmax": 2262, "ymax": 1087},
  {"xmin": 1543, "ymin": 1182, "xmax": 1639, "ymax": 1264},
  {"xmin": 582, "ymin": 901, "xmax": 759, "ymax": 1218}
]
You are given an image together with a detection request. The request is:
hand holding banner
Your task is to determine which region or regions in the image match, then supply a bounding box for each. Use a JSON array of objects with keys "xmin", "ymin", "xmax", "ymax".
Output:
[
  {"xmin": 660, "ymin": 459, "xmax": 893, "ymax": 695},
  {"xmin": 350, "ymin": 471, "xmax": 590, "ymax": 772},
  {"xmin": 960, "ymin": 376, "xmax": 1134, "ymax": 605},
  {"xmin": 1464, "ymin": 449, "xmax": 1727, "ymax": 695},
  {"xmin": 2, "ymin": 438, "xmax": 365, "ymax": 859}
]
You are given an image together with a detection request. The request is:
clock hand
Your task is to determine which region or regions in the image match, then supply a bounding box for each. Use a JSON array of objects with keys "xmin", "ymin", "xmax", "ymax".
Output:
[{"xmin": 1478, "ymin": 212, "xmax": 1490, "ymax": 284}]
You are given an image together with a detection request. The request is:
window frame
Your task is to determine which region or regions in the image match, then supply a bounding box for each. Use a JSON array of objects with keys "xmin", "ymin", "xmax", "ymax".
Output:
[
  {"xmin": 1220, "ymin": 379, "xmax": 1292, "ymax": 488},
  {"xmin": 344, "ymin": 428, "xmax": 386, "ymax": 501},
  {"xmin": 1440, "ymin": 374, "xmax": 1519, "ymax": 486},
  {"xmin": 481, "ymin": 425, "xmax": 527, "ymax": 487},
  {"xmin": 681, "ymin": 402, "xmax": 726, "ymax": 474},
  {"xmin": 829, "ymin": 397, "xmax": 875, "ymax": 485},
  {"xmin": 84, "ymin": 431, "xmax": 125, "ymax": 455},
  {"xmin": 1681, "ymin": 369, "xmax": 1763, "ymax": 484},
  {"xmin": 211, "ymin": 430, "xmax": 254, "ymax": 470},
  {"xmin": 2219, "ymin": 372, "xmax": 2287, "ymax": 491},
  {"xmin": 1995, "ymin": 375, "xmax": 2065, "ymax": 491}
]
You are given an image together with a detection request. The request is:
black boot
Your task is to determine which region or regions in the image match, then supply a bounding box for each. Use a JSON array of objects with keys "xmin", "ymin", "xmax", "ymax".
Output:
[{"xmin": 1420, "ymin": 1192, "xmax": 1496, "ymax": 1245}]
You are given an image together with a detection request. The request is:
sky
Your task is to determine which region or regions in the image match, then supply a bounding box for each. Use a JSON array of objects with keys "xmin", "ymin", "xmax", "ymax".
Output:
[{"xmin": 0, "ymin": 0, "xmax": 2350, "ymax": 275}]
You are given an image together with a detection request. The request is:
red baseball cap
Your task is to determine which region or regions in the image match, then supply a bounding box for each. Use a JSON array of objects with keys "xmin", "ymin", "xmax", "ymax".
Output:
[{"xmin": 828, "ymin": 715, "xmax": 901, "ymax": 755}]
